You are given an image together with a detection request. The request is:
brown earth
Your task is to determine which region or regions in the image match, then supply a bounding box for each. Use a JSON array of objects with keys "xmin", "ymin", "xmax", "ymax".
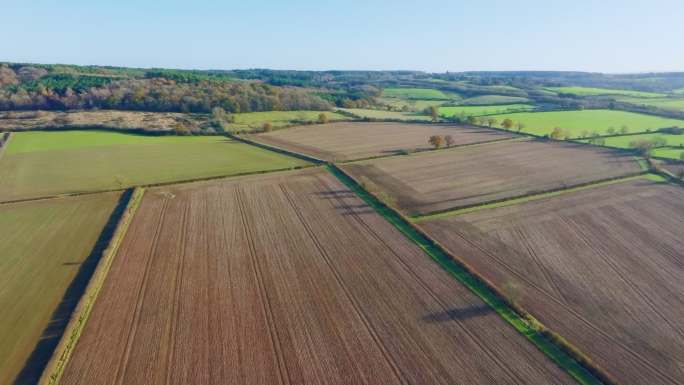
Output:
[
  {"xmin": 252, "ymin": 121, "xmax": 514, "ymax": 161},
  {"xmin": 420, "ymin": 178, "xmax": 684, "ymax": 385},
  {"xmin": 59, "ymin": 168, "xmax": 573, "ymax": 385},
  {"xmin": 343, "ymin": 139, "xmax": 642, "ymax": 216},
  {"xmin": 0, "ymin": 110, "xmax": 207, "ymax": 133}
]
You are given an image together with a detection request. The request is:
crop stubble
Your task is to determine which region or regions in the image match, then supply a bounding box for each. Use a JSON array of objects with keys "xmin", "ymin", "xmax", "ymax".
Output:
[
  {"xmin": 420, "ymin": 179, "xmax": 684, "ymax": 384},
  {"xmin": 59, "ymin": 169, "xmax": 573, "ymax": 385}
]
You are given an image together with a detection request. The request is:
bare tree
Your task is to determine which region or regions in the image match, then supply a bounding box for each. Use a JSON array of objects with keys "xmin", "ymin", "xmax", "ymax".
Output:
[{"xmin": 428, "ymin": 135, "xmax": 445, "ymax": 149}]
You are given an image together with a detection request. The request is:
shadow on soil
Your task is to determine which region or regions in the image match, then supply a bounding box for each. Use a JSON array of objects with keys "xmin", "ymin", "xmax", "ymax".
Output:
[
  {"xmin": 12, "ymin": 189, "xmax": 133, "ymax": 385},
  {"xmin": 422, "ymin": 304, "xmax": 492, "ymax": 323}
]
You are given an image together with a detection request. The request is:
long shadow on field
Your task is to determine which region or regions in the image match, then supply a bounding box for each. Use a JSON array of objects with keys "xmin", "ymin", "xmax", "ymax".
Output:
[
  {"xmin": 12, "ymin": 189, "xmax": 133, "ymax": 385},
  {"xmin": 422, "ymin": 304, "xmax": 492, "ymax": 323}
]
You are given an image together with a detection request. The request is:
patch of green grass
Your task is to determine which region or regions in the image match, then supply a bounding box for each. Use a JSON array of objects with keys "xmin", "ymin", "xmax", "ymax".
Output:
[
  {"xmin": 674, "ymin": 87, "xmax": 684, "ymax": 95},
  {"xmin": 339, "ymin": 108, "xmax": 431, "ymax": 121},
  {"xmin": 231, "ymin": 110, "xmax": 346, "ymax": 130},
  {"xmin": 0, "ymin": 193, "xmax": 121, "ymax": 385},
  {"xmin": 458, "ymin": 95, "xmax": 530, "ymax": 105},
  {"xmin": 382, "ymin": 87, "xmax": 452, "ymax": 100},
  {"xmin": 616, "ymin": 97, "xmax": 684, "ymax": 112},
  {"xmin": 378, "ymin": 97, "xmax": 449, "ymax": 111},
  {"xmin": 491, "ymin": 109, "xmax": 684, "ymax": 137},
  {"xmin": 577, "ymin": 132, "xmax": 684, "ymax": 160},
  {"xmin": 0, "ymin": 131, "xmax": 309, "ymax": 201},
  {"xmin": 440, "ymin": 104, "xmax": 533, "ymax": 117},
  {"xmin": 327, "ymin": 164, "xmax": 603, "ymax": 385},
  {"xmin": 546, "ymin": 86, "xmax": 665, "ymax": 98}
]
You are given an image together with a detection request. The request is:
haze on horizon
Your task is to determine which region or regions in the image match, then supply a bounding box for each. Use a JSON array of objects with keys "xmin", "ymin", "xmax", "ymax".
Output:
[{"xmin": 3, "ymin": 0, "xmax": 684, "ymax": 73}]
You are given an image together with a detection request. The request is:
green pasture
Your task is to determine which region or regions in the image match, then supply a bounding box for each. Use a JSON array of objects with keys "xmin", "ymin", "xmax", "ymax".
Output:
[
  {"xmin": 458, "ymin": 95, "xmax": 530, "ymax": 105},
  {"xmin": 546, "ymin": 86, "xmax": 664, "ymax": 98},
  {"xmin": 231, "ymin": 110, "xmax": 347, "ymax": 130},
  {"xmin": 440, "ymin": 104, "xmax": 533, "ymax": 118},
  {"xmin": 339, "ymin": 108, "xmax": 431, "ymax": 121},
  {"xmin": 0, "ymin": 130, "xmax": 308, "ymax": 201},
  {"xmin": 382, "ymin": 87, "xmax": 453, "ymax": 100},
  {"xmin": 490, "ymin": 109, "xmax": 684, "ymax": 137},
  {"xmin": 616, "ymin": 97, "xmax": 684, "ymax": 112}
]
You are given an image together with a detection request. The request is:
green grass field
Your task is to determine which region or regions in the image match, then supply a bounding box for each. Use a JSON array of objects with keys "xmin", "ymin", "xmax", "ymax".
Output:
[
  {"xmin": 674, "ymin": 88, "xmax": 684, "ymax": 95},
  {"xmin": 458, "ymin": 95, "xmax": 531, "ymax": 105},
  {"xmin": 378, "ymin": 97, "xmax": 450, "ymax": 111},
  {"xmin": 616, "ymin": 97, "xmax": 684, "ymax": 112},
  {"xmin": 440, "ymin": 104, "xmax": 533, "ymax": 117},
  {"xmin": 231, "ymin": 110, "xmax": 347, "ymax": 131},
  {"xmin": 490, "ymin": 110, "xmax": 684, "ymax": 137},
  {"xmin": 339, "ymin": 108, "xmax": 431, "ymax": 121},
  {"xmin": 0, "ymin": 193, "xmax": 120, "ymax": 385},
  {"xmin": 382, "ymin": 87, "xmax": 453, "ymax": 100},
  {"xmin": 0, "ymin": 130, "xmax": 308, "ymax": 201},
  {"xmin": 546, "ymin": 86, "xmax": 664, "ymax": 98},
  {"xmin": 578, "ymin": 132, "xmax": 684, "ymax": 160}
]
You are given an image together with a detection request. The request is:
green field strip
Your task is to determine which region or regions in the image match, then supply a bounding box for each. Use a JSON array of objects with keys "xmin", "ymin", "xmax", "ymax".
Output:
[
  {"xmin": 412, "ymin": 173, "xmax": 651, "ymax": 222},
  {"xmin": 327, "ymin": 164, "xmax": 609, "ymax": 385},
  {"xmin": 41, "ymin": 188, "xmax": 145, "ymax": 385}
]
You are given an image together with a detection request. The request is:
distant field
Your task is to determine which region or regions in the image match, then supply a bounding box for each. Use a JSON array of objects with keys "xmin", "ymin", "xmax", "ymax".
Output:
[
  {"xmin": 343, "ymin": 139, "xmax": 641, "ymax": 215},
  {"xmin": 252, "ymin": 122, "xmax": 513, "ymax": 161},
  {"xmin": 382, "ymin": 87, "xmax": 453, "ymax": 100},
  {"xmin": 458, "ymin": 95, "xmax": 530, "ymax": 105},
  {"xmin": 379, "ymin": 97, "xmax": 449, "ymax": 111},
  {"xmin": 546, "ymin": 86, "xmax": 665, "ymax": 98},
  {"xmin": 231, "ymin": 110, "xmax": 347, "ymax": 131},
  {"xmin": 420, "ymin": 179, "xmax": 684, "ymax": 384},
  {"xmin": 491, "ymin": 109, "xmax": 684, "ymax": 137},
  {"xmin": 578, "ymin": 132, "xmax": 684, "ymax": 152},
  {"xmin": 616, "ymin": 97, "xmax": 684, "ymax": 112},
  {"xmin": 0, "ymin": 193, "xmax": 120, "ymax": 385},
  {"xmin": 0, "ymin": 130, "xmax": 308, "ymax": 201},
  {"xmin": 339, "ymin": 108, "xmax": 431, "ymax": 121},
  {"xmin": 440, "ymin": 104, "xmax": 533, "ymax": 117},
  {"xmin": 59, "ymin": 169, "xmax": 574, "ymax": 385}
]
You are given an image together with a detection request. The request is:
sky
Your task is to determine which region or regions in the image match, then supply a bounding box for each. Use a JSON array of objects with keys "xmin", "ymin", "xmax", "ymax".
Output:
[{"xmin": 2, "ymin": 0, "xmax": 684, "ymax": 73}]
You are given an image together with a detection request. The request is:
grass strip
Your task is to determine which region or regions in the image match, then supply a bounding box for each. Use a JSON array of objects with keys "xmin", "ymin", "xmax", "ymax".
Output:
[
  {"xmin": 413, "ymin": 173, "xmax": 653, "ymax": 222},
  {"xmin": 39, "ymin": 187, "xmax": 146, "ymax": 385},
  {"xmin": 328, "ymin": 164, "xmax": 611, "ymax": 385}
]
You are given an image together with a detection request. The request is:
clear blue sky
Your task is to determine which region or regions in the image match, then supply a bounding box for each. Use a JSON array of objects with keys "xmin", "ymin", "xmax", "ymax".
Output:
[{"xmin": 2, "ymin": 0, "xmax": 683, "ymax": 73}]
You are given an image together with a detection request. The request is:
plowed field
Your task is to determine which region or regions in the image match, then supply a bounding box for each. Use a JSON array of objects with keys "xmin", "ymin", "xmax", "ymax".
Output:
[
  {"xmin": 60, "ymin": 169, "xmax": 573, "ymax": 385},
  {"xmin": 421, "ymin": 179, "xmax": 684, "ymax": 384},
  {"xmin": 253, "ymin": 122, "xmax": 514, "ymax": 161}
]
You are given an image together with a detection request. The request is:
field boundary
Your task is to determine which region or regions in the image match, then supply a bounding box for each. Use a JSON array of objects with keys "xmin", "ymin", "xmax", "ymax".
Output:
[
  {"xmin": 412, "ymin": 172, "xmax": 650, "ymax": 222},
  {"xmin": 229, "ymin": 133, "xmax": 326, "ymax": 164},
  {"xmin": 328, "ymin": 163, "xmax": 614, "ymax": 385},
  {"xmin": 0, "ymin": 163, "xmax": 316, "ymax": 206},
  {"xmin": 38, "ymin": 187, "xmax": 145, "ymax": 385}
]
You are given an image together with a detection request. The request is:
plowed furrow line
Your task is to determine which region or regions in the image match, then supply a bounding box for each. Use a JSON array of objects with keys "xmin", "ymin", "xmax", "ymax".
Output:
[
  {"xmin": 451, "ymin": 223, "xmax": 679, "ymax": 384},
  {"xmin": 321, "ymin": 177, "xmax": 525, "ymax": 385},
  {"xmin": 278, "ymin": 183, "xmax": 408, "ymax": 385},
  {"xmin": 114, "ymin": 199, "xmax": 169, "ymax": 385},
  {"xmin": 165, "ymin": 202, "xmax": 190, "ymax": 384},
  {"xmin": 236, "ymin": 187, "xmax": 290, "ymax": 385},
  {"xmin": 514, "ymin": 227, "xmax": 569, "ymax": 305}
]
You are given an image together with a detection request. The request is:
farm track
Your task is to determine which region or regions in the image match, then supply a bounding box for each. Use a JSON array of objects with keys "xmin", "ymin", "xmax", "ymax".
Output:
[
  {"xmin": 57, "ymin": 168, "xmax": 575, "ymax": 385},
  {"xmin": 421, "ymin": 180, "xmax": 684, "ymax": 384}
]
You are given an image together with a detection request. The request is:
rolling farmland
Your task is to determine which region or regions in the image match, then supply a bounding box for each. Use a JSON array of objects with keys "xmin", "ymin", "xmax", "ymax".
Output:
[
  {"xmin": 546, "ymin": 86, "xmax": 665, "ymax": 98},
  {"xmin": 382, "ymin": 87, "xmax": 453, "ymax": 100},
  {"xmin": 420, "ymin": 179, "xmax": 684, "ymax": 384},
  {"xmin": 252, "ymin": 122, "xmax": 514, "ymax": 161},
  {"xmin": 338, "ymin": 108, "xmax": 432, "ymax": 121},
  {"xmin": 457, "ymin": 95, "xmax": 531, "ymax": 105},
  {"xmin": 343, "ymin": 139, "xmax": 641, "ymax": 215},
  {"xmin": 59, "ymin": 169, "xmax": 574, "ymax": 385},
  {"xmin": 0, "ymin": 193, "xmax": 121, "ymax": 385},
  {"xmin": 490, "ymin": 109, "xmax": 684, "ymax": 137},
  {"xmin": 0, "ymin": 131, "xmax": 308, "ymax": 201}
]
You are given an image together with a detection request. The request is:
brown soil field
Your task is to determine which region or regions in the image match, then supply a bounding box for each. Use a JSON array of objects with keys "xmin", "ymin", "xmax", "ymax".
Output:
[
  {"xmin": 343, "ymin": 139, "xmax": 642, "ymax": 216},
  {"xmin": 251, "ymin": 121, "xmax": 514, "ymax": 161},
  {"xmin": 420, "ymin": 179, "xmax": 684, "ymax": 385},
  {"xmin": 0, "ymin": 110, "xmax": 206, "ymax": 133},
  {"xmin": 60, "ymin": 168, "xmax": 573, "ymax": 385}
]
